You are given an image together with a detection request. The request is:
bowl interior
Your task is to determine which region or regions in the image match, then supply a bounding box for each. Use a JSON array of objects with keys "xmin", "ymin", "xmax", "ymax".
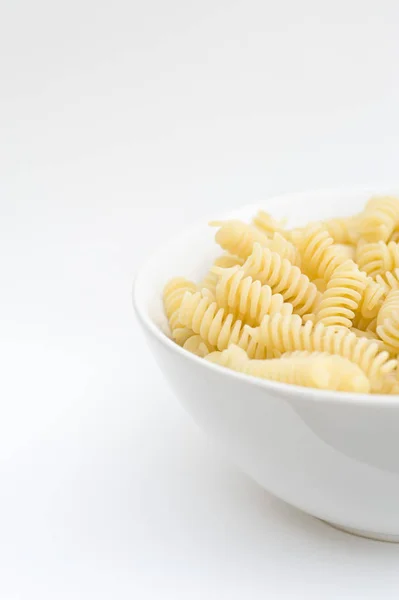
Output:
[{"xmin": 134, "ymin": 186, "xmax": 399, "ymax": 336}]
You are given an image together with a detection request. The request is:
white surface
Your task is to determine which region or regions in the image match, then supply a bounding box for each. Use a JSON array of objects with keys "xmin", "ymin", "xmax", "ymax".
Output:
[{"xmin": 2, "ymin": 0, "xmax": 399, "ymax": 597}]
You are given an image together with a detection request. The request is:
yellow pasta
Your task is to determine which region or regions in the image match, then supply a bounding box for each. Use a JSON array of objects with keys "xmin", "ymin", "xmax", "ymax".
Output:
[
  {"xmin": 357, "ymin": 241, "xmax": 399, "ymax": 278},
  {"xmin": 315, "ymin": 260, "xmax": 367, "ymax": 328},
  {"xmin": 267, "ymin": 232, "xmax": 301, "ymax": 266},
  {"xmin": 252, "ymin": 210, "xmax": 287, "ymax": 237},
  {"xmin": 376, "ymin": 268, "xmax": 399, "ymax": 292},
  {"xmin": 206, "ymin": 345, "xmax": 370, "ymax": 392},
  {"xmin": 323, "ymin": 215, "xmax": 360, "ymax": 244},
  {"xmin": 358, "ymin": 278, "xmax": 386, "ymax": 319},
  {"xmin": 359, "ymin": 196, "xmax": 399, "ymax": 242},
  {"xmin": 297, "ymin": 223, "xmax": 346, "ymax": 280},
  {"xmin": 214, "ymin": 220, "xmax": 269, "ymax": 259},
  {"xmin": 179, "ymin": 290, "xmax": 270, "ymax": 357},
  {"xmin": 163, "ymin": 278, "xmax": 197, "ymax": 344},
  {"xmin": 213, "ymin": 265, "xmax": 293, "ymax": 326},
  {"xmin": 334, "ymin": 243, "xmax": 356, "ymax": 261},
  {"xmin": 163, "ymin": 194, "xmax": 399, "ymax": 393},
  {"xmin": 183, "ymin": 334, "xmax": 215, "ymax": 357},
  {"xmin": 376, "ymin": 290, "xmax": 399, "ymax": 353},
  {"xmin": 241, "ymin": 243, "xmax": 320, "ymax": 316},
  {"xmin": 246, "ymin": 313, "xmax": 396, "ymax": 391},
  {"xmin": 201, "ymin": 254, "xmax": 244, "ymax": 296}
]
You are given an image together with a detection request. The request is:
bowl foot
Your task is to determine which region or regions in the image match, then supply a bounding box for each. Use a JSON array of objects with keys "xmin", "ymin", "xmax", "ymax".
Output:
[{"xmin": 321, "ymin": 520, "xmax": 399, "ymax": 543}]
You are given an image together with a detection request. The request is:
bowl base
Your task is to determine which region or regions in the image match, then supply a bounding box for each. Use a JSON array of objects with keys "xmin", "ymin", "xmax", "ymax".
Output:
[{"xmin": 321, "ymin": 520, "xmax": 399, "ymax": 543}]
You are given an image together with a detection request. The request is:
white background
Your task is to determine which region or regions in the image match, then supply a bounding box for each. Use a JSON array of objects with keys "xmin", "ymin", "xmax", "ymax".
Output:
[{"xmin": 1, "ymin": 0, "xmax": 399, "ymax": 597}]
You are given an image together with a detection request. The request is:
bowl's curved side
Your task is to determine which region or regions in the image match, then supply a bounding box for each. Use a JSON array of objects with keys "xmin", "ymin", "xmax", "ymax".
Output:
[{"xmin": 140, "ymin": 321, "xmax": 399, "ymax": 536}]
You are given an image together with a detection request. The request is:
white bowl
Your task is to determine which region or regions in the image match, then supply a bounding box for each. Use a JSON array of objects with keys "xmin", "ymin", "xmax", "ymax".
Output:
[{"xmin": 133, "ymin": 187, "xmax": 399, "ymax": 542}]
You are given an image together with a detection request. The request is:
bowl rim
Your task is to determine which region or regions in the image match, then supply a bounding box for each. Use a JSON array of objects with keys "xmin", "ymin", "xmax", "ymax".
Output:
[{"xmin": 133, "ymin": 185, "xmax": 399, "ymax": 407}]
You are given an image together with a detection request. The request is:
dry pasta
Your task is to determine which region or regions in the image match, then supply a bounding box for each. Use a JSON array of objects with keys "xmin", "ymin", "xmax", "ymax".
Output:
[
  {"xmin": 297, "ymin": 223, "xmax": 346, "ymax": 280},
  {"xmin": 359, "ymin": 196, "xmax": 399, "ymax": 243},
  {"xmin": 214, "ymin": 220, "xmax": 269, "ymax": 259},
  {"xmin": 323, "ymin": 215, "xmax": 360, "ymax": 244},
  {"xmin": 252, "ymin": 210, "xmax": 288, "ymax": 237},
  {"xmin": 213, "ymin": 264, "xmax": 293, "ymax": 326},
  {"xmin": 163, "ymin": 278, "xmax": 197, "ymax": 344},
  {"xmin": 206, "ymin": 345, "xmax": 370, "ymax": 392},
  {"xmin": 315, "ymin": 260, "xmax": 367, "ymax": 328},
  {"xmin": 162, "ymin": 195, "xmax": 399, "ymax": 394},
  {"xmin": 179, "ymin": 290, "xmax": 271, "ymax": 357},
  {"xmin": 247, "ymin": 313, "xmax": 396, "ymax": 391},
  {"xmin": 241, "ymin": 243, "xmax": 320, "ymax": 316},
  {"xmin": 357, "ymin": 241, "xmax": 399, "ymax": 278},
  {"xmin": 376, "ymin": 290, "xmax": 399, "ymax": 353},
  {"xmin": 201, "ymin": 254, "xmax": 244, "ymax": 296}
]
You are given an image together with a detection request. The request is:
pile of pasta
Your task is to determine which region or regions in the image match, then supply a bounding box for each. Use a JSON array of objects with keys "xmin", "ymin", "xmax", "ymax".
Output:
[{"xmin": 163, "ymin": 196, "xmax": 399, "ymax": 394}]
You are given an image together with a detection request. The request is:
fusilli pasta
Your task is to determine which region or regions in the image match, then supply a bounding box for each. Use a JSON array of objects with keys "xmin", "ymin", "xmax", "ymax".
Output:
[
  {"xmin": 213, "ymin": 264, "xmax": 293, "ymax": 326},
  {"xmin": 162, "ymin": 194, "xmax": 399, "ymax": 393},
  {"xmin": 315, "ymin": 260, "xmax": 367, "ymax": 328},
  {"xmin": 241, "ymin": 243, "xmax": 320, "ymax": 315},
  {"xmin": 376, "ymin": 290, "xmax": 399, "ymax": 353},
  {"xmin": 297, "ymin": 223, "xmax": 346, "ymax": 280},
  {"xmin": 246, "ymin": 313, "xmax": 396, "ymax": 391},
  {"xmin": 359, "ymin": 196, "xmax": 399, "ymax": 243},
  {"xmin": 206, "ymin": 345, "xmax": 370, "ymax": 392}
]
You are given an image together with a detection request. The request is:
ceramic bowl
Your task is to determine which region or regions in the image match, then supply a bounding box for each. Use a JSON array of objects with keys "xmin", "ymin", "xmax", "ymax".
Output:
[{"xmin": 133, "ymin": 187, "xmax": 399, "ymax": 542}]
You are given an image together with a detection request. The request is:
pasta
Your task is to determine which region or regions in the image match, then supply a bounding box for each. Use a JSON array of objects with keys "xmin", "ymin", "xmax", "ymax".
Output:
[
  {"xmin": 206, "ymin": 345, "xmax": 370, "ymax": 392},
  {"xmin": 214, "ymin": 221, "xmax": 269, "ymax": 259},
  {"xmin": 162, "ymin": 194, "xmax": 399, "ymax": 394},
  {"xmin": 213, "ymin": 265, "xmax": 293, "ymax": 326},
  {"xmin": 358, "ymin": 278, "xmax": 386, "ymax": 319},
  {"xmin": 246, "ymin": 313, "xmax": 396, "ymax": 391},
  {"xmin": 297, "ymin": 223, "xmax": 346, "ymax": 280},
  {"xmin": 252, "ymin": 210, "xmax": 287, "ymax": 237},
  {"xmin": 376, "ymin": 268, "xmax": 399, "ymax": 289},
  {"xmin": 359, "ymin": 196, "xmax": 399, "ymax": 243},
  {"xmin": 376, "ymin": 290, "xmax": 399, "ymax": 353},
  {"xmin": 357, "ymin": 241, "xmax": 399, "ymax": 278},
  {"xmin": 213, "ymin": 221, "xmax": 300, "ymax": 265},
  {"xmin": 241, "ymin": 243, "xmax": 320, "ymax": 316},
  {"xmin": 183, "ymin": 334, "xmax": 215, "ymax": 357},
  {"xmin": 201, "ymin": 254, "xmax": 244, "ymax": 296},
  {"xmin": 315, "ymin": 260, "xmax": 367, "ymax": 328},
  {"xmin": 163, "ymin": 278, "xmax": 197, "ymax": 344},
  {"xmin": 179, "ymin": 290, "xmax": 271, "ymax": 357},
  {"xmin": 323, "ymin": 215, "xmax": 360, "ymax": 244}
]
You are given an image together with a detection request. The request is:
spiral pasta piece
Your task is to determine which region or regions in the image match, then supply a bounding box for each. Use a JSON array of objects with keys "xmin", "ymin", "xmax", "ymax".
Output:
[
  {"xmin": 358, "ymin": 278, "xmax": 386, "ymax": 318},
  {"xmin": 334, "ymin": 244, "xmax": 356, "ymax": 261},
  {"xmin": 183, "ymin": 334, "xmax": 215, "ymax": 357},
  {"xmin": 267, "ymin": 232, "xmax": 301, "ymax": 266},
  {"xmin": 213, "ymin": 265, "xmax": 293, "ymax": 326},
  {"xmin": 357, "ymin": 241, "xmax": 399, "ymax": 278},
  {"xmin": 247, "ymin": 314, "xmax": 397, "ymax": 390},
  {"xmin": 376, "ymin": 290, "xmax": 399, "ymax": 353},
  {"xmin": 297, "ymin": 223, "xmax": 346, "ymax": 281},
  {"xmin": 241, "ymin": 243, "xmax": 321, "ymax": 316},
  {"xmin": 201, "ymin": 254, "xmax": 244, "ymax": 296},
  {"xmin": 179, "ymin": 290, "xmax": 271, "ymax": 356},
  {"xmin": 252, "ymin": 210, "xmax": 287, "ymax": 237},
  {"xmin": 206, "ymin": 345, "xmax": 370, "ymax": 392},
  {"xmin": 389, "ymin": 226, "xmax": 399, "ymax": 243},
  {"xmin": 214, "ymin": 220, "xmax": 269, "ymax": 259},
  {"xmin": 313, "ymin": 279, "xmax": 327, "ymax": 293},
  {"xmin": 376, "ymin": 268, "xmax": 399, "ymax": 292},
  {"xmin": 315, "ymin": 260, "xmax": 367, "ymax": 328},
  {"xmin": 163, "ymin": 278, "xmax": 197, "ymax": 343},
  {"xmin": 323, "ymin": 215, "xmax": 360, "ymax": 244},
  {"xmin": 359, "ymin": 196, "xmax": 399, "ymax": 242}
]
